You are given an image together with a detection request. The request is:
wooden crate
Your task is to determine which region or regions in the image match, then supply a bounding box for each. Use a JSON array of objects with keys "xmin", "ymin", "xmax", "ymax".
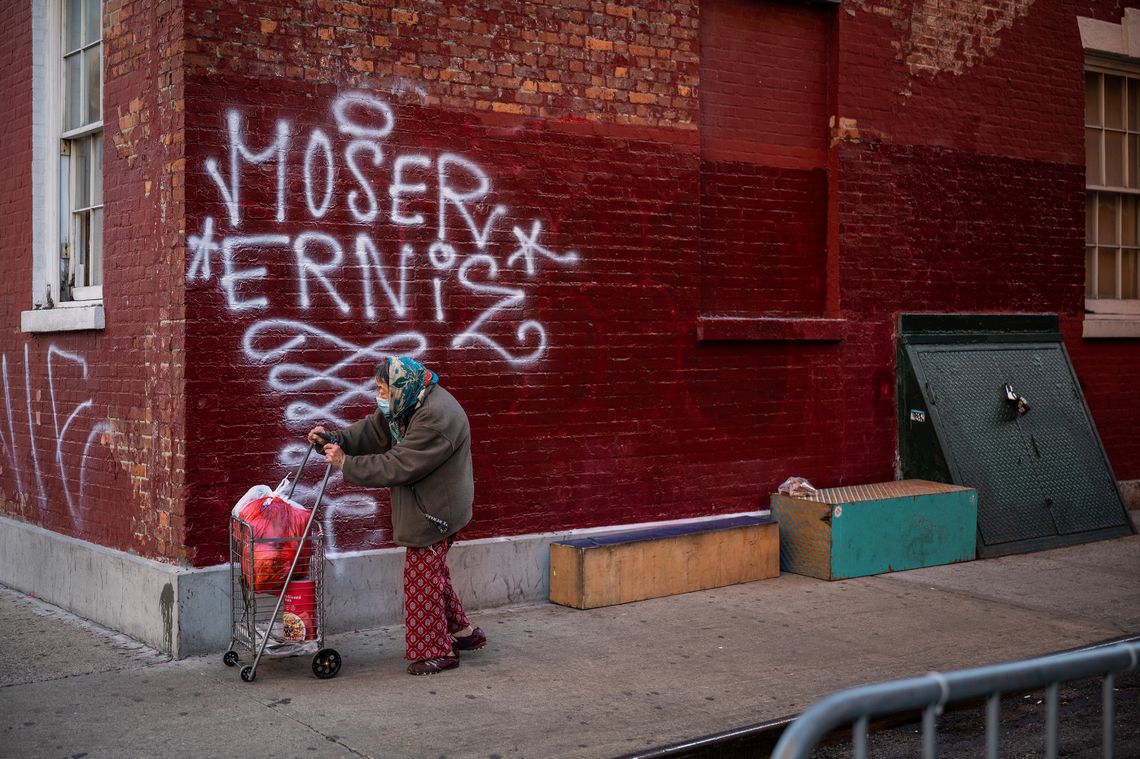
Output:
[
  {"xmin": 771, "ymin": 479, "xmax": 977, "ymax": 580},
  {"xmin": 549, "ymin": 514, "xmax": 779, "ymax": 609}
]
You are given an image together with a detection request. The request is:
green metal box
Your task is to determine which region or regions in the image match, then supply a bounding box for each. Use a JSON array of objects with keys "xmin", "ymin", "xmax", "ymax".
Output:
[
  {"xmin": 771, "ymin": 480, "xmax": 977, "ymax": 580},
  {"xmin": 897, "ymin": 314, "xmax": 1135, "ymax": 558}
]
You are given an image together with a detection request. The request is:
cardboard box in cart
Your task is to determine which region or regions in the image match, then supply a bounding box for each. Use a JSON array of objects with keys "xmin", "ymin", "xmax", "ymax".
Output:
[{"xmin": 771, "ymin": 480, "xmax": 977, "ymax": 580}]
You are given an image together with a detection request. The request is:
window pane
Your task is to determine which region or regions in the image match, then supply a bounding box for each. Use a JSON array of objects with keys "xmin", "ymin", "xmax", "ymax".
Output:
[
  {"xmin": 1087, "ymin": 247, "xmax": 1097, "ymax": 298},
  {"xmin": 1087, "ymin": 128, "xmax": 1103, "ymax": 184},
  {"xmin": 85, "ymin": 0, "xmax": 101, "ymax": 45},
  {"xmin": 64, "ymin": 0, "xmax": 83, "ymax": 53},
  {"xmin": 85, "ymin": 45, "xmax": 101, "ymax": 125},
  {"xmin": 1087, "ymin": 72, "xmax": 1102, "ymax": 126},
  {"xmin": 1121, "ymin": 193, "xmax": 1130, "ymax": 243},
  {"xmin": 73, "ymin": 138, "xmax": 90, "ymax": 209},
  {"xmin": 1123, "ymin": 249, "xmax": 1138, "ymax": 299},
  {"xmin": 1124, "ymin": 196, "xmax": 1137, "ymax": 246},
  {"xmin": 1098, "ymin": 247, "xmax": 1119, "ymax": 298},
  {"xmin": 64, "ymin": 53, "xmax": 83, "ymax": 131},
  {"xmin": 1131, "ymin": 77, "xmax": 1140, "ymax": 131},
  {"xmin": 1105, "ymin": 76, "xmax": 1125, "ymax": 129},
  {"xmin": 89, "ymin": 207, "xmax": 103, "ymax": 287},
  {"xmin": 1087, "ymin": 192, "xmax": 1097, "ymax": 243},
  {"xmin": 73, "ymin": 210, "xmax": 90, "ymax": 284},
  {"xmin": 1099, "ymin": 194, "xmax": 1118, "ymax": 244},
  {"xmin": 1106, "ymin": 131, "xmax": 1125, "ymax": 186},
  {"xmin": 92, "ymin": 134, "xmax": 103, "ymax": 206},
  {"xmin": 1132, "ymin": 134, "xmax": 1140, "ymax": 189}
]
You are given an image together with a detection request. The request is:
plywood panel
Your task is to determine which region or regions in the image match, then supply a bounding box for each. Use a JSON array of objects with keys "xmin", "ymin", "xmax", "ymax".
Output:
[{"xmin": 549, "ymin": 521, "xmax": 779, "ymax": 609}]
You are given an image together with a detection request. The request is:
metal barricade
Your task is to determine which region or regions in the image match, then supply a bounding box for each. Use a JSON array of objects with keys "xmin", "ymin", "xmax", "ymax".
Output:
[{"xmin": 772, "ymin": 638, "xmax": 1140, "ymax": 759}]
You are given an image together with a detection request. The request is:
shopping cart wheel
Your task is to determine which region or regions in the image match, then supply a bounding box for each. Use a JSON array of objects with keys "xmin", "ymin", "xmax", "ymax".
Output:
[
  {"xmin": 240, "ymin": 665, "xmax": 256, "ymax": 682},
  {"xmin": 223, "ymin": 651, "xmax": 239, "ymax": 667},
  {"xmin": 312, "ymin": 649, "xmax": 341, "ymax": 679}
]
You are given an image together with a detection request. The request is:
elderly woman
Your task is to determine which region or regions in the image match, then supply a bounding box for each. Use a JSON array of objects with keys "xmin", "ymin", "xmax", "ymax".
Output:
[{"xmin": 308, "ymin": 357, "xmax": 485, "ymax": 675}]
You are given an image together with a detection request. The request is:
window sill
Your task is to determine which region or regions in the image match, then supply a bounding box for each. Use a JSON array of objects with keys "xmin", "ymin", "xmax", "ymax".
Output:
[
  {"xmin": 21, "ymin": 304, "xmax": 105, "ymax": 333},
  {"xmin": 697, "ymin": 316, "xmax": 847, "ymax": 342},
  {"xmin": 1083, "ymin": 314, "xmax": 1140, "ymax": 339}
]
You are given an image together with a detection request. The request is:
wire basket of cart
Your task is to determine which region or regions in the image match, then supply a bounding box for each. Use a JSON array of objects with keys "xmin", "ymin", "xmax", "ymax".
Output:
[{"xmin": 222, "ymin": 447, "xmax": 341, "ymax": 682}]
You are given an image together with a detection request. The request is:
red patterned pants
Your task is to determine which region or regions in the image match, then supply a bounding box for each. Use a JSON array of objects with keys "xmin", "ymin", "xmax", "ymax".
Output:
[{"xmin": 403, "ymin": 538, "xmax": 470, "ymax": 661}]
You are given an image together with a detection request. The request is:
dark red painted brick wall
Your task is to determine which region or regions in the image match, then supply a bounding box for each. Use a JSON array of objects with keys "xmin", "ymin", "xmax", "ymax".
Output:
[
  {"xmin": 835, "ymin": 0, "xmax": 1140, "ymax": 486},
  {"xmin": 3, "ymin": 0, "xmax": 1139, "ymax": 568},
  {"xmin": 0, "ymin": 0, "xmax": 186, "ymax": 561}
]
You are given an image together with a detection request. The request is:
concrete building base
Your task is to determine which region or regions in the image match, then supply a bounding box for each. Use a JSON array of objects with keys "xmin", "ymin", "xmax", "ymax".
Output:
[
  {"xmin": 0, "ymin": 511, "xmax": 766, "ymax": 657},
  {"xmin": 1120, "ymin": 478, "xmax": 1140, "ymax": 510}
]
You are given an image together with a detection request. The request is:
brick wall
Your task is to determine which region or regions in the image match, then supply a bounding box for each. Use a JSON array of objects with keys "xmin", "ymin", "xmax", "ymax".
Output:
[
  {"xmin": 183, "ymin": 0, "xmax": 699, "ymax": 129},
  {"xmin": 0, "ymin": 0, "xmax": 186, "ymax": 561},
  {"xmin": 3, "ymin": 0, "xmax": 1139, "ymax": 569},
  {"xmin": 177, "ymin": 0, "xmax": 1140, "ymax": 565}
]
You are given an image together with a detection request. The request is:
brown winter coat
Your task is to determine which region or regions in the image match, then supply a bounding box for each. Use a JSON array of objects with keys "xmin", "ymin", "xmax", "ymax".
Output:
[{"xmin": 336, "ymin": 385, "xmax": 473, "ymax": 547}]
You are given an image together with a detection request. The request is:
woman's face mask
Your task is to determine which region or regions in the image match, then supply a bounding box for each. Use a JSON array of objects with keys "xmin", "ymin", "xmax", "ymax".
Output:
[{"xmin": 375, "ymin": 381, "xmax": 390, "ymax": 416}]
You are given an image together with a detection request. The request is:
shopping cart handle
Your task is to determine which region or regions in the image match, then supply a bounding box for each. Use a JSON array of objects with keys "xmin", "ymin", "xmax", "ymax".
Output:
[{"xmin": 285, "ymin": 446, "xmax": 334, "ymax": 509}]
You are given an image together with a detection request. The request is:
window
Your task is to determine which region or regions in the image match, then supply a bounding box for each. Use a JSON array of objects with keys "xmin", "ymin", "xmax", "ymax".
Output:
[
  {"xmin": 1085, "ymin": 70, "xmax": 1140, "ymax": 304},
  {"xmin": 61, "ymin": 0, "xmax": 104, "ymax": 301},
  {"xmin": 23, "ymin": 0, "xmax": 104, "ymax": 332}
]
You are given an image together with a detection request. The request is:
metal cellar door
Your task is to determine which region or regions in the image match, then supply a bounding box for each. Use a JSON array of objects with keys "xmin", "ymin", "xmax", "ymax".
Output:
[{"xmin": 898, "ymin": 314, "xmax": 1135, "ymax": 558}]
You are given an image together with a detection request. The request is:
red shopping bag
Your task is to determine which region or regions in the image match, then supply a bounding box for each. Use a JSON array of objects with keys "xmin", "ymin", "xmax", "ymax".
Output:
[{"xmin": 232, "ymin": 487, "xmax": 312, "ymax": 594}]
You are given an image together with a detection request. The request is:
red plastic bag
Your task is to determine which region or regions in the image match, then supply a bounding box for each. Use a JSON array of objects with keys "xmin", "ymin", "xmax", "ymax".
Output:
[{"xmin": 232, "ymin": 487, "xmax": 312, "ymax": 594}]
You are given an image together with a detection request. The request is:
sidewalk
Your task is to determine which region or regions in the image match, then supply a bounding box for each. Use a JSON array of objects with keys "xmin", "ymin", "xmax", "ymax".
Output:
[{"xmin": 2, "ymin": 531, "xmax": 1138, "ymax": 759}]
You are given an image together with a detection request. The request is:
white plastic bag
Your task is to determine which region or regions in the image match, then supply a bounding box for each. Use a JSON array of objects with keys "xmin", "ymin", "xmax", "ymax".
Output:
[{"xmin": 778, "ymin": 476, "xmax": 818, "ymax": 498}]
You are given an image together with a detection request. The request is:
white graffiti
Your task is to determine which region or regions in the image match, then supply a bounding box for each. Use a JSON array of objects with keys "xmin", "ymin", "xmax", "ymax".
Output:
[
  {"xmin": 191, "ymin": 90, "xmax": 580, "ymax": 552},
  {"xmin": 507, "ymin": 220, "xmax": 580, "ymax": 276},
  {"xmin": 241, "ymin": 319, "xmax": 426, "ymax": 429},
  {"xmin": 239, "ymin": 322, "xmax": 427, "ymax": 553},
  {"xmin": 23, "ymin": 345, "xmax": 46, "ymax": 510},
  {"xmin": 452, "ymin": 254, "xmax": 546, "ymax": 364},
  {"xmin": 0, "ymin": 354, "xmax": 24, "ymax": 496},
  {"xmin": 205, "ymin": 112, "xmax": 290, "ymax": 227},
  {"xmin": 0, "ymin": 345, "xmax": 116, "ymax": 529},
  {"xmin": 193, "ymin": 90, "xmax": 578, "ymax": 363},
  {"xmin": 47, "ymin": 346, "xmax": 94, "ymax": 521},
  {"xmin": 277, "ymin": 442, "xmax": 389, "ymax": 554}
]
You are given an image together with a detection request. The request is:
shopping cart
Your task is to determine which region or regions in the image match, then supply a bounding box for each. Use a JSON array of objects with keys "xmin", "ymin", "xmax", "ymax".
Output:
[{"xmin": 222, "ymin": 446, "xmax": 341, "ymax": 682}]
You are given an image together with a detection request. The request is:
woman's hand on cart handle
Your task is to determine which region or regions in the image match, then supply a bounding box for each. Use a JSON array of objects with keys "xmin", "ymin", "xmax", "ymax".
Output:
[
  {"xmin": 307, "ymin": 426, "xmax": 327, "ymax": 447},
  {"xmin": 323, "ymin": 443, "xmax": 345, "ymax": 470}
]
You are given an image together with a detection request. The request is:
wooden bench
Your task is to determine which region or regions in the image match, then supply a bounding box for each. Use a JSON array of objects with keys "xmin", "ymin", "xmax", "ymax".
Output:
[{"xmin": 548, "ymin": 514, "xmax": 779, "ymax": 609}]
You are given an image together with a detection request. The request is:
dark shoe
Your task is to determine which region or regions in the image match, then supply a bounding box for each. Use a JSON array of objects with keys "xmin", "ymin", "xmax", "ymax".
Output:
[
  {"xmin": 452, "ymin": 627, "xmax": 487, "ymax": 652},
  {"xmin": 406, "ymin": 654, "xmax": 460, "ymax": 676}
]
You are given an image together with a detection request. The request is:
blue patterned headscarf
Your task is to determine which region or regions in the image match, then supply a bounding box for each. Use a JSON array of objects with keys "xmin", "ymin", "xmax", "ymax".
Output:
[{"xmin": 385, "ymin": 357, "xmax": 439, "ymax": 443}]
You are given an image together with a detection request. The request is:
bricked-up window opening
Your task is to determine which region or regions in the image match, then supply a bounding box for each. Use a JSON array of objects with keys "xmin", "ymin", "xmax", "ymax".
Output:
[
  {"xmin": 59, "ymin": 0, "xmax": 104, "ymax": 302},
  {"xmin": 698, "ymin": 0, "xmax": 833, "ymax": 321}
]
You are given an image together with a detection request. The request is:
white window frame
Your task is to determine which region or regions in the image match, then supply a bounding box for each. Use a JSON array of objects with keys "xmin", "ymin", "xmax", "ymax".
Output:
[
  {"xmin": 23, "ymin": 0, "xmax": 105, "ymax": 333},
  {"xmin": 1080, "ymin": 13, "xmax": 1140, "ymax": 337}
]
